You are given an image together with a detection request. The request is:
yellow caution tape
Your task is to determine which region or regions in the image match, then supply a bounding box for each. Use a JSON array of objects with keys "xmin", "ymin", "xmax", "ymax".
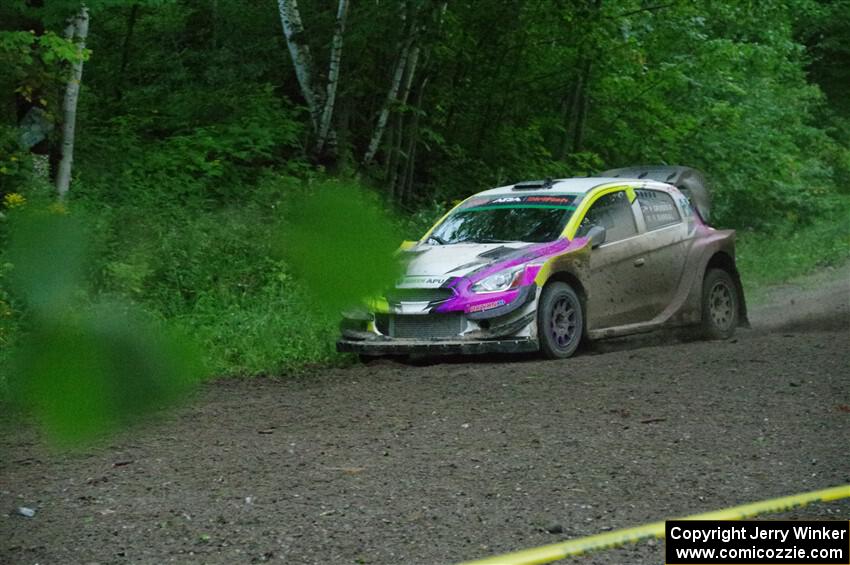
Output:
[{"xmin": 458, "ymin": 484, "xmax": 850, "ymax": 565}]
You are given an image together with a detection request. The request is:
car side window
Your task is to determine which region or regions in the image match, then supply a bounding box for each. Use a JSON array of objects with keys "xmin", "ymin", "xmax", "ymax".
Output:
[
  {"xmin": 576, "ymin": 190, "xmax": 638, "ymax": 243},
  {"xmin": 636, "ymin": 189, "xmax": 681, "ymax": 231}
]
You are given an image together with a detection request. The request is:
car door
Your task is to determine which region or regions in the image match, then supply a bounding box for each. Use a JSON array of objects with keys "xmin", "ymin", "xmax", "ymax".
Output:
[
  {"xmin": 576, "ymin": 189, "xmax": 651, "ymax": 329},
  {"xmin": 634, "ymin": 188, "xmax": 691, "ymax": 319}
]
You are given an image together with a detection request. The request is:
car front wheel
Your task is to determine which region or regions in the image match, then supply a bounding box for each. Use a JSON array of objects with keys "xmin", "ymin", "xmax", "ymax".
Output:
[
  {"xmin": 701, "ymin": 268, "xmax": 739, "ymax": 339},
  {"xmin": 537, "ymin": 282, "xmax": 584, "ymax": 359}
]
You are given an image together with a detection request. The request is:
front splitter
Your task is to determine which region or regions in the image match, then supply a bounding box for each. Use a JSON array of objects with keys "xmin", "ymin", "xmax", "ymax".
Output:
[{"xmin": 336, "ymin": 337, "xmax": 539, "ymax": 356}]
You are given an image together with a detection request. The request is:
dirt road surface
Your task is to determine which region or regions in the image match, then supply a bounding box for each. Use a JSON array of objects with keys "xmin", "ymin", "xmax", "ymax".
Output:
[{"xmin": 2, "ymin": 266, "xmax": 848, "ymax": 564}]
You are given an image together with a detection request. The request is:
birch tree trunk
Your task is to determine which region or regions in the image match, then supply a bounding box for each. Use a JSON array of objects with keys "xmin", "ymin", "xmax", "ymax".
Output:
[
  {"xmin": 386, "ymin": 115, "xmax": 402, "ymax": 198},
  {"xmin": 571, "ymin": 60, "xmax": 592, "ymax": 153},
  {"xmin": 567, "ymin": 0, "xmax": 600, "ymax": 155},
  {"xmin": 558, "ymin": 75, "xmax": 581, "ymax": 161},
  {"xmin": 362, "ymin": 11, "xmax": 417, "ymax": 166},
  {"xmin": 315, "ymin": 0, "xmax": 349, "ymax": 153},
  {"xmin": 400, "ymin": 76, "xmax": 428, "ymax": 204},
  {"xmin": 398, "ymin": 45, "xmax": 420, "ymax": 110},
  {"xmin": 277, "ymin": 0, "xmax": 321, "ymax": 130},
  {"xmin": 387, "ymin": 45, "xmax": 420, "ymax": 198},
  {"xmin": 55, "ymin": 6, "xmax": 90, "ymax": 199}
]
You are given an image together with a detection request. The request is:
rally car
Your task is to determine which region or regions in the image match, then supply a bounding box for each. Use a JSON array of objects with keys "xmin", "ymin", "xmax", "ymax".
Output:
[{"xmin": 337, "ymin": 166, "xmax": 747, "ymax": 359}]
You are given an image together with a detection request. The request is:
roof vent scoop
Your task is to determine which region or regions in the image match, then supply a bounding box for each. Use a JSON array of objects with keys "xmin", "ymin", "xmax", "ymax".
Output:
[
  {"xmin": 596, "ymin": 165, "xmax": 712, "ymax": 222},
  {"xmin": 513, "ymin": 178, "xmax": 554, "ymax": 190}
]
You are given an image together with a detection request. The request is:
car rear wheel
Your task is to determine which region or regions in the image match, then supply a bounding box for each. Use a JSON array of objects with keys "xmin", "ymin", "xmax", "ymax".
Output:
[
  {"xmin": 701, "ymin": 268, "xmax": 739, "ymax": 339},
  {"xmin": 537, "ymin": 282, "xmax": 583, "ymax": 359}
]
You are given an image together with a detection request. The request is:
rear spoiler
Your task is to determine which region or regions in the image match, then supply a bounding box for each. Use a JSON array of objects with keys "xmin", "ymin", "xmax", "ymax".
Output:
[{"xmin": 596, "ymin": 165, "xmax": 712, "ymax": 223}]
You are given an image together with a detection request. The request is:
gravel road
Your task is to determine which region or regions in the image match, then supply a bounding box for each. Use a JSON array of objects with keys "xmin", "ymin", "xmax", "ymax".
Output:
[{"xmin": 2, "ymin": 266, "xmax": 848, "ymax": 564}]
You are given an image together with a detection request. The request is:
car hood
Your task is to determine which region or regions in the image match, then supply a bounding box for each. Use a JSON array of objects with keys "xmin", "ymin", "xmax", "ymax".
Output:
[{"xmin": 399, "ymin": 242, "xmax": 532, "ymax": 285}]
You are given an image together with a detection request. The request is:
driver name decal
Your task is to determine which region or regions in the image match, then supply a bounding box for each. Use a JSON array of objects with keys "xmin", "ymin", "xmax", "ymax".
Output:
[{"xmin": 467, "ymin": 299, "xmax": 506, "ymax": 313}]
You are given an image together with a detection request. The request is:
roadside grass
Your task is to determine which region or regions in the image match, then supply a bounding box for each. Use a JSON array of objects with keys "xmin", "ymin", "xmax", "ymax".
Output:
[
  {"xmin": 167, "ymin": 284, "xmax": 340, "ymax": 376},
  {"xmin": 735, "ymin": 197, "xmax": 850, "ymax": 300}
]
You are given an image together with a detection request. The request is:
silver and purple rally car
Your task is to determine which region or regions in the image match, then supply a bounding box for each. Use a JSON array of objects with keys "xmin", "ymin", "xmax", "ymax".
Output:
[{"xmin": 337, "ymin": 166, "xmax": 747, "ymax": 359}]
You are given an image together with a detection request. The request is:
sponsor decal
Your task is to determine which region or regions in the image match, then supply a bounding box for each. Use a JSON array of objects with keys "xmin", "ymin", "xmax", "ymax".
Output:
[
  {"xmin": 463, "ymin": 194, "xmax": 577, "ymax": 210},
  {"xmin": 398, "ymin": 276, "xmax": 449, "ymax": 286},
  {"xmin": 524, "ymin": 195, "xmax": 574, "ymax": 205},
  {"xmin": 467, "ymin": 299, "xmax": 506, "ymax": 313}
]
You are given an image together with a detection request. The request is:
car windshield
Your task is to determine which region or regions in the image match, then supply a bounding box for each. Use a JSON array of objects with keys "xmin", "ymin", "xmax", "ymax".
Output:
[{"xmin": 428, "ymin": 194, "xmax": 577, "ymax": 244}]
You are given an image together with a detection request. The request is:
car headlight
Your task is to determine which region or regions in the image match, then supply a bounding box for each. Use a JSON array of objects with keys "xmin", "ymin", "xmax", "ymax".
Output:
[{"xmin": 471, "ymin": 266, "xmax": 524, "ymax": 293}]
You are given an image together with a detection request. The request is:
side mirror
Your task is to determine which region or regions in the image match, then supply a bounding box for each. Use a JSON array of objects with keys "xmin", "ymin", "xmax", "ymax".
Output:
[{"xmin": 587, "ymin": 226, "xmax": 606, "ymax": 248}]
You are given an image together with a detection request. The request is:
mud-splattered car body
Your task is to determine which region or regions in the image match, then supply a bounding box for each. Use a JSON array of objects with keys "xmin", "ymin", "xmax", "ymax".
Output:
[{"xmin": 337, "ymin": 166, "xmax": 747, "ymax": 358}]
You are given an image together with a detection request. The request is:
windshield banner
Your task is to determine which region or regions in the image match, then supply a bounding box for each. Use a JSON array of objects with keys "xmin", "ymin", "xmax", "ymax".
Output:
[{"xmin": 462, "ymin": 195, "xmax": 577, "ymax": 210}]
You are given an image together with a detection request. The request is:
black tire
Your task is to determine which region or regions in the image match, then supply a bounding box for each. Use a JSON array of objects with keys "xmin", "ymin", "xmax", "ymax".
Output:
[
  {"xmin": 537, "ymin": 282, "xmax": 584, "ymax": 359},
  {"xmin": 700, "ymin": 268, "xmax": 739, "ymax": 339}
]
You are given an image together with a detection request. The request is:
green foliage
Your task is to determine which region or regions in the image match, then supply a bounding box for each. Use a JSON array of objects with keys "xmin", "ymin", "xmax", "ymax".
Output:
[
  {"xmin": 77, "ymin": 85, "xmax": 305, "ymax": 205},
  {"xmin": 0, "ymin": 125, "xmax": 32, "ymax": 194},
  {"xmin": 737, "ymin": 196, "xmax": 850, "ymax": 293},
  {"xmin": 170, "ymin": 277, "xmax": 338, "ymax": 375},
  {"xmin": 409, "ymin": 0, "xmax": 845, "ymax": 229},
  {"xmin": 798, "ymin": 0, "xmax": 850, "ymax": 117},
  {"xmin": 72, "ymin": 174, "xmax": 342, "ymax": 375},
  {"xmin": 0, "ymin": 29, "xmax": 85, "ymax": 79},
  {"xmin": 0, "ymin": 260, "xmax": 19, "ymax": 383}
]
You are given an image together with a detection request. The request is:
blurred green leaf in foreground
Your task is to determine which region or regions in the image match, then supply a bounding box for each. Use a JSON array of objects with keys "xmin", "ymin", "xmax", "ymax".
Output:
[
  {"xmin": 5, "ymin": 207, "xmax": 205, "ymax": 446},
  {"xmin": 276, "ymin": 181, "xmax": 404, "ymax": 315}
]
